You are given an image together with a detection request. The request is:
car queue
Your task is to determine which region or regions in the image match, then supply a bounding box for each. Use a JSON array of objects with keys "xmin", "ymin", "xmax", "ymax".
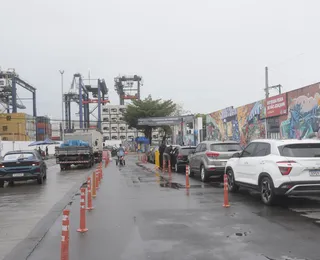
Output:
[{"xmin": 147, "ymin": 139, "xmax": 320, "ymax": 206}]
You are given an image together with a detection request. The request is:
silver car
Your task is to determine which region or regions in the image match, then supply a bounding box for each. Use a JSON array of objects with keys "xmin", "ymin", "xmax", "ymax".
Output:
[{"xmin": 188, "ymin": 141, "xmax": 242, "ymax": 182}]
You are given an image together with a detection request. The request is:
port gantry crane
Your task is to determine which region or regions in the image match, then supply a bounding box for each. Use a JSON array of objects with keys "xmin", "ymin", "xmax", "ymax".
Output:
[
  {"xmin": 64, "ymin": 73, "xmax": 109, "ymax": 132},
  {"xmin": 0, "ymin": 68, "xmax": 37, "ymax": 117},
  {"xmin": 114, "ymin": 75, "xmax": 142, "ymax": 105}
]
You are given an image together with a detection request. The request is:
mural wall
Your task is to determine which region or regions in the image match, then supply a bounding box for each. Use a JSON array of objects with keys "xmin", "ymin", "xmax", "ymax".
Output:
[
  {"xmin": 279, "ymin": 83, "xmax": 320, "ymax": 140},
  {"xmin": 206, "ymin": 82, "xmax": 320, "ymax": 146},
  {"xmin": 206, "ymin": 101, "xmax": 266, "ymax": 146}
]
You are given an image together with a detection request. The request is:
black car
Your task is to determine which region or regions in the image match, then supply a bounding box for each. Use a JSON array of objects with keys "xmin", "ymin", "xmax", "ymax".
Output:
[
  {"xmin": 172, "ymin": 146, "xmax": 196, "ymax": 173},
  {"xmin": 0, "ymin": 150, "xmax": 47, "ymax": 187}
]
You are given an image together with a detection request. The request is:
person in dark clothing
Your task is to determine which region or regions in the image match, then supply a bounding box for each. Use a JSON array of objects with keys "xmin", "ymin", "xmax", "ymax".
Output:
[
  {"xmin": 158, "ymin": 142, "xmax": 166, "ymax": 169},
  {"xmin": 45, "ymin": 146, "xmax": 49, "ymax": 156},
  {"xmin": 163, "ymin": 145, "xmax": 172, "ymax": 170}
]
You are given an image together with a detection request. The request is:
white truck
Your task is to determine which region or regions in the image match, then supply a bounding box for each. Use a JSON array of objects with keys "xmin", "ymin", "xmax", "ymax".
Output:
[
  {"xmin": 65, "ymin": 129, "xmax": 104, "ymax": 163},
  {"xmin": 55, "ymin": 129, "xmax": 104, "ymax": 170}
]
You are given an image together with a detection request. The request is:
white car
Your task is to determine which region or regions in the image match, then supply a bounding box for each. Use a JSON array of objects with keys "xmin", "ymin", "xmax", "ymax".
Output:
[{"xmin": 225, "ymin": 139, "xmax": 320, "ymax": 205}]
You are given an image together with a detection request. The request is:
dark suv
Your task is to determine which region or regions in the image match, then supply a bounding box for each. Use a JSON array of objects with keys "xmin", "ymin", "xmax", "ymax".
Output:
[{"xmin": 0, "ymin": 150, "xmax": 47, "ymax": 187}]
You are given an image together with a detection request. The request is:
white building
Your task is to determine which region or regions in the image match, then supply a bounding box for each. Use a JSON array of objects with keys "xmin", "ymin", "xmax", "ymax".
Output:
[{"xmin": 101, "ymin": 104, "xmax": 160, "ymax": 142}]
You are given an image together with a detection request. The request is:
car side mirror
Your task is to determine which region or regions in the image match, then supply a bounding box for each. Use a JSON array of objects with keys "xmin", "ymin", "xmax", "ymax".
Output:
[{"xmin": 232, "ymin": 152, "xmax": 241, "ymax": 158}]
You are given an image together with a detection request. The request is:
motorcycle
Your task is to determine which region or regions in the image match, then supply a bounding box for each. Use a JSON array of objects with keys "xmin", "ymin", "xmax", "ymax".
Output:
[{"xmin": 116, "ymin": 156, "xmax": 125, "ymax": 166}]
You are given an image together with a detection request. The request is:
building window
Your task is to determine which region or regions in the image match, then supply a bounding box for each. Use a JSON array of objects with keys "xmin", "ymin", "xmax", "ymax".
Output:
[
  {"xmin": 2, "ymin": 126, "xmax": 8, "ymax": 131},
  {"xmin": 103, "ymin": 118, "xmax": 109, "ymax": 122}
]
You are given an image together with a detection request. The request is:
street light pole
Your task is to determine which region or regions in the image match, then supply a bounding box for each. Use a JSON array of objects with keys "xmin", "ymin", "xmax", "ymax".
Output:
[{"xmin": 59, "ymin": 70, "xmax": 65, "ymax": 142}]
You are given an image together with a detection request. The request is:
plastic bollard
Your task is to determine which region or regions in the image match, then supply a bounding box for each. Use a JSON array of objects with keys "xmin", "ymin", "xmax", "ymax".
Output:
[
  {"xmin": 60, "ymin": 209, "xmax": 70, "ymax": 260},
  {"xmin": 223, "ymin": 173, "xmax": 230, "ymax": 208},
  {"xmin": 92, "ymin": 172, "xmax": 97, "ymax": 198},
  {"xmin": 77, "ymin": 188, "xmax": 88, "ymax": 233},
  {"xmin": 96, "ymin": 170, "xmax": 100, "ymax": 190},
  {"xmin": 185, "ymin": 165, "xmax": 190, "ymax": 188},
  {"xmin": 86, "ymin": 177, "xmax": 94, "ymax": 210}
]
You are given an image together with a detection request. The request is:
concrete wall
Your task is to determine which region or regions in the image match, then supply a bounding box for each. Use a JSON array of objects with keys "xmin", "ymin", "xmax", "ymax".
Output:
[{"xmin": 0, "ymin": 141, "xmax": 62, "ymax": 157}]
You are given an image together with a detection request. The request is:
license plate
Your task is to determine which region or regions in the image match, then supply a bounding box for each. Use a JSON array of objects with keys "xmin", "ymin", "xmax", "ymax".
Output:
[
  {"xmin": 309, "ymin": 171, "xmax": 320, "ymax": 176},
  {"xmin": 12, "ymin": 173, "xmax": 24, "ymax": 177}
]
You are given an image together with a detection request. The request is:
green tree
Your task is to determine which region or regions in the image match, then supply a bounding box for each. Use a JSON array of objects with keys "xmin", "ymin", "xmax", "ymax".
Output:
[{"xmin": 123, "ymin": 95, "xmax": 176, "ymax": 144}]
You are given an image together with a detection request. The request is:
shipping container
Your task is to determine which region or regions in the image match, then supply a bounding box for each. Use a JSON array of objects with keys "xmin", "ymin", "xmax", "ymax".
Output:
[{"xmin": 37, "ymin": 122, "xmax": 49, "ymax": 129}]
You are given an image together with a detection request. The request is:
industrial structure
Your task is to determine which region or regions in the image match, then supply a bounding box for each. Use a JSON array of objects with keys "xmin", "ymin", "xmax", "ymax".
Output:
[
  {"xmin": 64, "ymin": 73, "xmax": 109, "ymax": 133},
  {"xmin": 114, "ymin": 75, "xmax": 142, "ymax": 105},
  {"xmin": 101, "ymin": 104, "xmax": 160, "ymax": 142},
  {"xmin": 0, "ymin": 68, "xmax": 37, "ymax": 117}
]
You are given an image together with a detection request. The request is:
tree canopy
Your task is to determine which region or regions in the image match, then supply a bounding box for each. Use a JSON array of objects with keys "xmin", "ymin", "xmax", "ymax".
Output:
[{"xmin": 123, "ymin": 95, "xmax": 176, "ymax": 144}]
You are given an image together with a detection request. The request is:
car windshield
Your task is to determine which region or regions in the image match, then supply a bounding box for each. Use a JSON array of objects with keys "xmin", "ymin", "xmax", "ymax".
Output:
[
  {"xmin": 3, "ymin": 153, "xmax": 35, "ymax": 161},
  {"xmin": 180, "ymin": 148, "xmax": 196, "ymax": 155},
  {"xmin": 210, "ymin": 143, "xmax": 242, "ymax": 152},
  {"xmin": 278, "ymin": 143, "xmax": 320, "ymax": 157}
]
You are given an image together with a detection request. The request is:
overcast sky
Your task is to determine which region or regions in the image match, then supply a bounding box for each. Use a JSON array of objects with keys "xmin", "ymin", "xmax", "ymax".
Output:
[{"xmin": 1, "ymin": 0, "xmax": 320, "ymax": 119}]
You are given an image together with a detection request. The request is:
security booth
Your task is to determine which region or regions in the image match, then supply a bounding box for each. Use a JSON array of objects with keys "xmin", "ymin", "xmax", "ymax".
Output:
[{"xmin": 137, "ymin": 115, "xmax": 199, "ymax": 168}]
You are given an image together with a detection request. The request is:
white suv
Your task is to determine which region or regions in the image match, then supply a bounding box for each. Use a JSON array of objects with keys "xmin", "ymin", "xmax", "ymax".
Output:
[{"xmin": 225, "ymin": 139, "xmax": 320, "ymax": 205}]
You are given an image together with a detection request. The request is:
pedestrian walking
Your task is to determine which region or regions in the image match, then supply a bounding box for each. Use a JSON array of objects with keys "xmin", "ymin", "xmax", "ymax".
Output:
[
  {"xmin": 163, "ymin": 145, "xmax": 172, "ymax": 170},
  {"xmin": 45, "ymin": 146, "xmax": 49, "ymax": 156}
]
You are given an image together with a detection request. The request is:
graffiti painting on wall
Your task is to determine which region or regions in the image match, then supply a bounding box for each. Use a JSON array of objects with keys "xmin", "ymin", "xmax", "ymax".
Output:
[
  {"xmin": 237, "ymin": 100, "xmax": 266, "ymax": 146},
  {"xmin": 206, "ymin": 101, "xmax": 266, "ymax": 146},
  {"xmin": 280, "ymin": 83, "xmax": 320, "ymax": 139}
]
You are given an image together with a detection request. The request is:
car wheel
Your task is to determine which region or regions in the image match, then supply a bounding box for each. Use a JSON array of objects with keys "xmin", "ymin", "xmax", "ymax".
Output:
[
  {"xmin": 0, "ymin": 181, "xmax": 4, "ymax": 188},
  {"xmin": 188, "ymin": 165, "xmax": 194, "ymax": 177},
  {"xmin": 200, "ymin": 165, "xmax": 209, "ymax": 182},
  {"xmin": 43, "ymin": 169, "xmax": 47, "ymax": 180},
  {"xmin": 8, "ymin": 180, "xmax": 14, "ymax": 186},
  {"xmin": 227, "ymin": 169, "xmax": 239, "ymax": 192},
  {"xmin": 260, "ymin": 177, "xmax": 276, "ymax": 206},
  {"xmin": 60, "ymin": 165, "xmax": 64, "ymax": 171},
  {"xmin": 37, "ymin": 174, "xmax": 44, "ymax": 184}
]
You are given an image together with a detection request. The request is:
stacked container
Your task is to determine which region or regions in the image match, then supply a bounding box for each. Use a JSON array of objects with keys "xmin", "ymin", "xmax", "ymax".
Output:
[
  {"xmin": 36, "ymin": 116, "xmax": 52, "ymax": 141},
  {"xmin": 0, "ymin": 113, "xmax": 36, "ymax": 141}
]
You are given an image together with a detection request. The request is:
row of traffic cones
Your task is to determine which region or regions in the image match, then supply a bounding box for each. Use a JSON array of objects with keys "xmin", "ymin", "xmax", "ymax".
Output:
[{"xmin": 60, "ymin": 158, "xmax": 108, "ymax": 260}]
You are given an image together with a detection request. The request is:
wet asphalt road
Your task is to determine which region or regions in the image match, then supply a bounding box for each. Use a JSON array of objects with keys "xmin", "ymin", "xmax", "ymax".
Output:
[
  {"xmin": 24, "ymin": 155, "xmax": 320, "ymax": 260},
  {"xmin": 0, "ymin": 159, "xmax": 93, "ymax": 260}
]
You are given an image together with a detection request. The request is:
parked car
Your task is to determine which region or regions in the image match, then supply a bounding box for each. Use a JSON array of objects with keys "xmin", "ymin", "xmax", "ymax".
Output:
[
  {"xmin": 0, "ymin": 150, "xmax": 47, "ymax": 187},
  {"xmin": 172, "ymin": 146, "xmax": 196, "ymax": 172},
  {"xmin": 188, "ymin": 141, "xmax": 242, "ymax": 182},
  {"xmin": 226, "ymin": 139, "xmax": 320, "ymax": 205}
]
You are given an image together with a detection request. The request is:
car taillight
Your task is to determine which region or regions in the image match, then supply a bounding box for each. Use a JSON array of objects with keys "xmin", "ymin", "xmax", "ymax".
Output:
[
  {"xmin": 277, "ymin": 161, "xmax": 296, "ymax": 175},
  {"xmin": 177, "ymin": 154, "xmax": 183, "ymax": 159},
  {"xmin": 206, "ymin": 152, "xmax": 219, "ymax": 158},
  {"xmin": 0, "ymin": 164, "xmax": 4, "ymax": 168},
  {"xmin": 32, "ymin": 162, "xmax": 40, "ymax": 166}
]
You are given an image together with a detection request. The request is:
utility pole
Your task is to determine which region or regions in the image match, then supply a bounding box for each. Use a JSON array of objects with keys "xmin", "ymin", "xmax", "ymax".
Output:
[
  {"xmin": 264, "ymin": 66, "xmax": 283, "ymax": 139},
  {"xmin": 264, "ymin": 66, "xmax": 282, "ymax": 99},
  {"xmin": 59, "ymin": 70, "xmax": 65, "ymax": 142},
  {"xmin": 265, "ymin": 67, "xmax": 269, "ymax": 98}
]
